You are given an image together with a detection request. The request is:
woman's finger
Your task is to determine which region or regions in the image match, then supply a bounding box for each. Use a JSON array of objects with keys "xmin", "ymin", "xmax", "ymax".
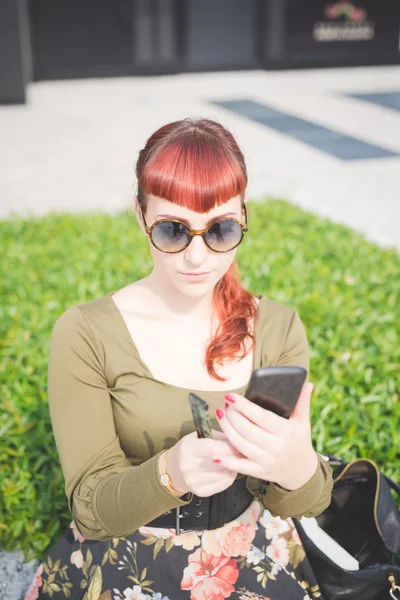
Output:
[
  {"xmin": 211, "ymin": 429, "xmax": 246, "ymax": 458},
  {"xmin": 212, "ymin": 454, "xmax": 264, "ymax": 479},
  {"xmin": 224, "ymin": 392, "xmax": 290, "ymax": 435},
  {"xmin": 215, "ymin": 408, "xmax": 267, "ymax": 464},
  {"xmin": 224, "ymin": 407, "xmax": 277, "ymax": 450},
  {"xmin": 290, "ymin": 382, "xmax": 313, "ymax": 426},
  {"xmin": 211, "ymin": 429, "xmax": 228, "ymax": 440}
]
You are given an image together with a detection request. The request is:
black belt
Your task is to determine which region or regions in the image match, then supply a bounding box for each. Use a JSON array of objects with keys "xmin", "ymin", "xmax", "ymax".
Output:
[{"xmin": 147, "ymin": 476, "xmax": 254, "ymax": 534}]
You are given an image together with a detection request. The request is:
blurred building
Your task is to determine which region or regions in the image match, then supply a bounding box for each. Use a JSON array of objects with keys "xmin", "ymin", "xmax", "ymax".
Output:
[{"xmin": 1, "ymin": 0, "xmax": 400, "ymax": 104}]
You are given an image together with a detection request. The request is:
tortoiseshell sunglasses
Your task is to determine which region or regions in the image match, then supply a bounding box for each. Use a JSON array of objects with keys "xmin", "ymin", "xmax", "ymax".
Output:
[{"xmin": 140, "ymin": 201, "xmax": 248, "ymax": 254}]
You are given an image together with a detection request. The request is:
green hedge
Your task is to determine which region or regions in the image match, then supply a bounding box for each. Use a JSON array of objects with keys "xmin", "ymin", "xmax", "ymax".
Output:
[{"xmin": 0, "ymin": 198, "xmax": 399, "ymax": 562}]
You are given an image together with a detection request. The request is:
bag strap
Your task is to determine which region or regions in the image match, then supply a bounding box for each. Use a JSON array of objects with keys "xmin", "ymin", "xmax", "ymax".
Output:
[
  {"xmin": 322, "ymin": 453, "xmax": 400, "ymax": 497},
  {"xmin": 384, "ymin": 475, "xmax": 400, "ymax": 497}
]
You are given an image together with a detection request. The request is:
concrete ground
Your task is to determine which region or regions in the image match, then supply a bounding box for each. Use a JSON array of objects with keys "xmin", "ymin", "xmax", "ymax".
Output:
[
  {"xmin": 0, "ymin": 550, "xmax": 38, "ymax": 600},
  {"xmin": 1, "ymin": 64, "xmax": 399, "ymax": 600},
  {"xmin": 1, "ymin": 65, "xmax": 399, "ymax": 250}
]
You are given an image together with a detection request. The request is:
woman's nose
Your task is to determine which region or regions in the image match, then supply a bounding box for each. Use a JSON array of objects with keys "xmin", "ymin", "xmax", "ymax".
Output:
[{"xmin": 183, "ymin": 234, "xmax": 210, "ymax": 264}]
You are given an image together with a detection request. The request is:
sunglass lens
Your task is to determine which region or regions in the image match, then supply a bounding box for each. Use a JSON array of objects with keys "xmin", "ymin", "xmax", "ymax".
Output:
[
  {"xmin": 205, "ymin": 220, "xmax": 243, "ymax": 251},
  {"xmin": 151, "ymin": 221, "xmax": 189, "ymax": 252}
]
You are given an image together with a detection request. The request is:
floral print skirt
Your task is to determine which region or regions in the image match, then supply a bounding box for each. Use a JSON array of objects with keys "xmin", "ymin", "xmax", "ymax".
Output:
[{"xmin": 24, "ymin": 499, "xmax": 322, "ymax": 600}]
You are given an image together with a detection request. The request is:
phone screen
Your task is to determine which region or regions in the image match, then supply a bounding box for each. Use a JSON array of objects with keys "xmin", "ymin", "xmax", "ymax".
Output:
[{"xmin": 188, "ymin": 392, "xmax": 213, "ymax": 438}]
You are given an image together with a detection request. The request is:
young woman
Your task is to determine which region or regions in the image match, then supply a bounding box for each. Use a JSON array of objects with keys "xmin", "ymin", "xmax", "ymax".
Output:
[{"xmin": 26, "ymin": 118, "xmax": 333, "ymax": 600}]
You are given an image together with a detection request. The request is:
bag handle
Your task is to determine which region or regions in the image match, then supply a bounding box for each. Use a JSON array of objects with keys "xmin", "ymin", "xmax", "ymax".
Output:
[{"xmin": 321, "ymin": 453, "xmax": 400, "ymax": 497}]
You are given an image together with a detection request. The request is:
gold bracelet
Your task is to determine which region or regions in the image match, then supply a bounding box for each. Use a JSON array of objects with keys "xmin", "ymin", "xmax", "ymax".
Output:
[{"xmin": 159, "ymin": 449, "xmax": 186, "ymax": 496}]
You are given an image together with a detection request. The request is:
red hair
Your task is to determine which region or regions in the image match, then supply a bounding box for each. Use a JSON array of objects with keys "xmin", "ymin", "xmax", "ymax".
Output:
[{"xmin": 135, "ymin": 118, "xmax": 257, "ymax": 381}]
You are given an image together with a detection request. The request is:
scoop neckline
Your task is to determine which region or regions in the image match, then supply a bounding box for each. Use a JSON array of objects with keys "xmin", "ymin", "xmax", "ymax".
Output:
[{"xmin": 103, "ymin": 290, "xmax": 265, "ymax": 395}]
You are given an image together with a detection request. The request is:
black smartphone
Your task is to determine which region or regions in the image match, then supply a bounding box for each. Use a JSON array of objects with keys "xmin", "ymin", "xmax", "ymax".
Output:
[
  {"xmin": 244, "ymin": 366, "xmax": 307, "ymax": 419},
  {"xmin": 188, "ymin": 392, "xmax": 213, "ymax": 438}
]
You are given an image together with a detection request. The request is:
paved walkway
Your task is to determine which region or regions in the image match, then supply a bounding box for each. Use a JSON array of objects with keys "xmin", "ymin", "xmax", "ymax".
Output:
[{"xmin": 1, "ymin": 65, "xmax": 399, "ymax": 250}]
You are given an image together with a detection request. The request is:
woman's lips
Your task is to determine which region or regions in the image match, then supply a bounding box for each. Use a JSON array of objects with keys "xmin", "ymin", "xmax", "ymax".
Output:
[{"xmin": 180, "ymin": 271, "xmax": 210, "ymax": 280}]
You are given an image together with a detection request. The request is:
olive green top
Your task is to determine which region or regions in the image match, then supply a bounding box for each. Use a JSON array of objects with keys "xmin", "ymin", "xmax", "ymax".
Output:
[{"xmin": 47, "ymin": 291, "xmax": 333, "ymax": 541}]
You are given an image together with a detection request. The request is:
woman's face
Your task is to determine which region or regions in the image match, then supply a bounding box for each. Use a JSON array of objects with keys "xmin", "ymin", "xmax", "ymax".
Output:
[{"xmin": 135, "ymin": 193, "xmax": 247, "ymax": 299}]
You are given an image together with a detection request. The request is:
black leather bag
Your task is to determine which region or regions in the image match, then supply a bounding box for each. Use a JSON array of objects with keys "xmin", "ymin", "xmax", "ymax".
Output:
[{"xmin": 293, "ymin": 455, "xmax": 400, "ymax": 600}]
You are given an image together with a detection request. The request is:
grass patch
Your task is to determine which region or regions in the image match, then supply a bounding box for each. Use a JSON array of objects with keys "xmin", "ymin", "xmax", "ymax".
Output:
[{"xmin": 1, "ymin": 198, "xmax": 399, "ymax": 561}]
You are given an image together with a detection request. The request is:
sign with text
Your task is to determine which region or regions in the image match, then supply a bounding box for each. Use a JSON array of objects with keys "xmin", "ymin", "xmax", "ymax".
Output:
[{"xmin": 285, "ymin": 1, "xmax": 400, "ymax": 59}]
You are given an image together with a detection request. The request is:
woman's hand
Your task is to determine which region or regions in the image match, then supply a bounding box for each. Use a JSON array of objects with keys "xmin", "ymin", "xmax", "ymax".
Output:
[
  {"xmin": 164, "ymin": 429, "xmax": 245, "ymax": 498},
  {"xmin": 212, "ymin": 382, "xmax": 319, "ymax": 491}
]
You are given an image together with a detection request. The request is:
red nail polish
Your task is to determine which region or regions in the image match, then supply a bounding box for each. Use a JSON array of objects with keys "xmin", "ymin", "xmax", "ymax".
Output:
[
  {"xmin": 216, "ymin": 409, "xmax": 224, "ymax": 419},
  {"xmin": 224, "ymin": 394, "xmax": 235, "ymax": 403},
  {"xmin": 213, "ymin": 458, "xmax": 221, "ymax": 463},
  {"xmin": 225, "ymin": 401, "xmax": 230, "ymax": 409}
]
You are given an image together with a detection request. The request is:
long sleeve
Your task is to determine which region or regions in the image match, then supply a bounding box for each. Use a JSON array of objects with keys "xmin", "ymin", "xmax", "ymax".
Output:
[
  {"xmin": 245, "ymin": 307, "xmax": 333, "ymax": 518},
  {"xmin": 47, "ymin": 305, "xmax": 193, "ymax": 541}
]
